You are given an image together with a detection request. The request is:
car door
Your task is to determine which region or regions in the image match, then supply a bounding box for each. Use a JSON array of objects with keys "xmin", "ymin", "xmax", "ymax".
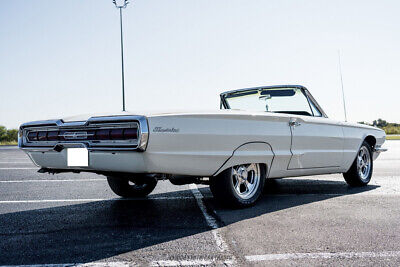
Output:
[{"xmin": 288, "ymin": 115, "xmax": 344, "ymax": 169}]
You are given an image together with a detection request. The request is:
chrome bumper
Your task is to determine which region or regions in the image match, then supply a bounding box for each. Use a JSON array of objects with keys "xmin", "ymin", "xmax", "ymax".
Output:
[
  {"xmin": 372, "ymin": 145, "xmax": 387, "ymax": 160},
  {"xmin": 25, "ymin": 149, "xmax": 147, "ymax": 174},
  {"xmin": 373, "ymin": 146, "xmax": 388, "ymax": 153}
]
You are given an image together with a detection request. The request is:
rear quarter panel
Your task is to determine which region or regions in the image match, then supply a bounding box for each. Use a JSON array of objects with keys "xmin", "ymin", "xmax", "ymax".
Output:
[{"xmin": 144, "ymin": 113, "xmax": 292, "ymax": 176}]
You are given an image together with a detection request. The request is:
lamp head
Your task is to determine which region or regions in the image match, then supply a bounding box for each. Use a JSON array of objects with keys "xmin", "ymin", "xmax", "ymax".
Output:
[{"xmin": 112, "ymin": 0, "xmax": 129, "ymax": 8}]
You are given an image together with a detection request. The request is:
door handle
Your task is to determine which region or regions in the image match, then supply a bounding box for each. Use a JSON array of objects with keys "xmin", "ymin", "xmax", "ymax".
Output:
[{"xmin": 289, "ymin": 121, "xmax": 301, "ymax": 127}]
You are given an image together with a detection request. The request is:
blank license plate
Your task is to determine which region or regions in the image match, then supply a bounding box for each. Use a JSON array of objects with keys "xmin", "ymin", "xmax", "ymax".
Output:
[{"xmin": 67, "ymin": 148, "xmax": 88, "ymax": 167}]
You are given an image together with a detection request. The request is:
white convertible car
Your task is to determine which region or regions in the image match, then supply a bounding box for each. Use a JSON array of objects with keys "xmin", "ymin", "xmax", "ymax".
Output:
[{"xmin": 19, "ymin": 85, "xmax": 386, "ymax": 207}]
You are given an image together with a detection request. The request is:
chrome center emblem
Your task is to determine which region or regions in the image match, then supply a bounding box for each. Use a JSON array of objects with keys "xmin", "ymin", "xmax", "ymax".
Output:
[{"xmin": 63, "ymin": 132, "xmax": 89, "ymax": 140}]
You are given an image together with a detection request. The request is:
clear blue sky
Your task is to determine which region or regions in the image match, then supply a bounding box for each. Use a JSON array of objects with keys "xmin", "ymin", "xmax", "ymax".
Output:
[{"xmin": 1, "ymin": 0, "xmax": 399, "ymax": 129}]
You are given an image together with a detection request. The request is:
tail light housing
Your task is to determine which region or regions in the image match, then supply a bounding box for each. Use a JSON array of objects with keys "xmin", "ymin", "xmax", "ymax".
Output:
[{"xmin": 20, "ymin": 115, "xmax": 148, "ymax": 151}]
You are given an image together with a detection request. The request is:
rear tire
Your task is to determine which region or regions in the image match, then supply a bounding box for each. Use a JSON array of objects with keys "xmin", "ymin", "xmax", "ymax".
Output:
[
  {"xmin": 343, "ymin": 141, "xmax": 373, "ymax": 187},
  {"xmin": 210, "ymin": 163, "xmax": 265, "ymax": 208},
  {"xmin": 107, "ymin": 175, "xmax": 158, "ymax": 197}
]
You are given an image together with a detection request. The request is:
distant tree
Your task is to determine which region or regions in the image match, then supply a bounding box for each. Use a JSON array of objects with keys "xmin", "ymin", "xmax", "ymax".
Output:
[
  {"xmin": 369, "ymin": 119, "xmax": 400, "ymax": 134},
  {"xmin": 0, "ymin": 126, "xmax": 7, "ymax": 142},
  {"xmin": 372, "ymin": 118, "xmax": 388, "ymax": 128},
  {"xmin": 0, "ymin": 126, "xmax": 18, "ymax": 142},
  {"xmin": 6, "ymin": 129, "xmax": 18, "ymax": 142}
]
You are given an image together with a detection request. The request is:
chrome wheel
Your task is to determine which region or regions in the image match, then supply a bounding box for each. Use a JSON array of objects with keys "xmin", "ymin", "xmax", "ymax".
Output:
[
  {"xmin": 357, "ymin": 146, "xmax": 371, "ymax": 181},
  {"xmin": 231, "ymin": 163, "xmax": 261, "ymax": 200}
]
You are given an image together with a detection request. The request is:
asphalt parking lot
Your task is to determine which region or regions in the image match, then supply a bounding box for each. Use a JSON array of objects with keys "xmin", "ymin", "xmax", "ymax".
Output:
[{"xmin": 0, "ymin": 141, "xmax": 399, "ymax": 266}]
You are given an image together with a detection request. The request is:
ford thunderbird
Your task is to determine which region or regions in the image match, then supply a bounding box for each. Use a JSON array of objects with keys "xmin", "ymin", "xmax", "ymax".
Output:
[{"xmin": 19, "ymin": 85, "xmax": 386, "ymax": 207}]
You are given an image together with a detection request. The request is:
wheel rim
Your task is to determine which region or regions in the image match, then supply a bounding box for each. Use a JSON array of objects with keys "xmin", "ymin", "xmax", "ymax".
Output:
[
  {"xmin": 231, "ymin": 163, "xmax": 261, "ymax": 200},
  {"xmin": 128, "ymin": 179, "xmax": 147, "ymax": 190},
  {"xmin": 357, "ymin": 146, "xmax": 371, "ymax": 181}
]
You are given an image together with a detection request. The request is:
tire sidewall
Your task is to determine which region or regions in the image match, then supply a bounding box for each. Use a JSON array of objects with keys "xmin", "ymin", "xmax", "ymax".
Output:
[
  {"xmin": 228, "ymin": 164, "xmax": 266, "ymax": 206},
  {"xmin": 107, "ymin": 175, "xmax": 157, "ymax": 197},
  {"xmin": 358, "ymin": 142, "xmax": 373, "ymax": 184}
]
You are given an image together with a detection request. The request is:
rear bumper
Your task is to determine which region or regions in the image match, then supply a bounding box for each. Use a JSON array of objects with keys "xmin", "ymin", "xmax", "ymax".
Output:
[{"xmin": 26, "ymin": 149, "xmax": 148, "ymax": 174}]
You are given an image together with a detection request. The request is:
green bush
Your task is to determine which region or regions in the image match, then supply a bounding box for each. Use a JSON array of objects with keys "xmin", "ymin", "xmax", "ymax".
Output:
[
  {"xmin": 383, "ymin": 125, "xmax": 400, "ymax": 135},
  {"xmin": 0, "ymin": 126, "xmax": 18, "ymax": 142},
  {"xmin": 366, "ymin": 119, "xmax": 400, "ymax": 135}
]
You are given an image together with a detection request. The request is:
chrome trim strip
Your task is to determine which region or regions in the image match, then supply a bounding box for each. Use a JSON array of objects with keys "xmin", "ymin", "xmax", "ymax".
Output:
[
  {"xmin": 303, "ymin": 89, "xmax": 328, "ymax": 118},
  {"xmin": 137, "ymin": 116, "xmax": 149, "ymax": 151}
]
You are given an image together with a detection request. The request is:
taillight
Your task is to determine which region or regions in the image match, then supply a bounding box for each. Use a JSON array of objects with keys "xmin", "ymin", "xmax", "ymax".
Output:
[
  {"xmin": 110, "ymin": 129, "xmax": 124, "ymax": 140},
  {"xmin": 27, "ymin": 131, "xmax": 38, "ymax": 141},
  {"xmin": 86, "ymin": 130, "xmax": 96, "ymax": 140},
  {"xmin": 123, "ymin": 128, "xmax": 137, "ymax": 139},
  {"xmin": 37, "ymin": 131, "xmax": 47, "ymax": 141},
  {"xmin": 47, "ymin": 131, "xmax": 59, "ymax": 141},
  {"xmin": 96, "ymin": 129, "xmax": 110, "ymax": 140},
  {"xmin": 26, "ymin": 127, "xmax": 138, "ymax": 142}
]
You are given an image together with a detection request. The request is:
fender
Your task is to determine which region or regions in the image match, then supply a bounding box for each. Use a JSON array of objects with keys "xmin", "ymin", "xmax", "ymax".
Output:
[{"xmin": 212, "ymin": 141, "xmax": 275, "ymax": 177}]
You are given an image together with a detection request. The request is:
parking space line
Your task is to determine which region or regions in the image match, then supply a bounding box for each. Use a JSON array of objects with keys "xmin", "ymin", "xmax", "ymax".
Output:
[
  {"xmin": 189, "ymin": 184, "xmax": 237, "ymax": 266},
  {"xmin": 0, "ymin": 158, "xmax": 29, "ymax": 160},
  {"xmin": 150, "ymin": 259, "xmax": 212, "ymax": 266},
  {"xmin": 0, "ymin": 160, "xmax": 33, "ymax": 164},
  {"xmin": 0, "ymin": 168, "xmax": 37, "ymax": 170},
  {"xmin": 0, "ymin": 179, "xmax": 106, "ymax": 183},
  {"xmin": 0, "ymin": 262, "xmax": 134, "ymax": 267},
  {"xmin": 0, "ymin": 258, "xmax": 237, "ymax": 266},
  {"xmin": 245, "ymin": 251, "xmax": 400, "ymax": 262},
  {"xmin": 0, "ymin": 196, "xmax": 194, "ymax": 204},
  {"xmin": 189, "ymin": 184, "xmax": 229, "ymax": 253},
  {"xmin": 2, "ymin": 250, "xmax": 400, "ymax": 267}
]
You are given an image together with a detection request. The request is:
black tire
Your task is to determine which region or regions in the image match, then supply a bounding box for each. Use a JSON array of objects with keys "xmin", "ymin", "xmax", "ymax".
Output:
[
  {"xmin": 210, "ymin": 163, "xmax": 266, "ymax": 208},
  {"xmin": 107, "ymin": 175, "xmax": 158, "ymax": 197},
  {"xmin": 343, "ymin": 141, "xmax": 373, "ymax": 187}
]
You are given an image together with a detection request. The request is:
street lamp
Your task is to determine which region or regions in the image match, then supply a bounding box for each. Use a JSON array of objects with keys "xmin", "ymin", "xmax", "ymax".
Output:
[{"xmin": 112, "ymin": 0, "xmax": 129, "ymax": 111}]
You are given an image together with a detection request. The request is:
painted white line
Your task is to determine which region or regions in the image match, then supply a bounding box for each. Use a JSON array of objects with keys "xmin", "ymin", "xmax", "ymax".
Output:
[
  {"xmin": 0, "ymin": 264, "xmax": 76, "ymax": 267},
  {"xmin": 150, "ymin": 258, "xmax": 236, "ymax": 266},
  {"xmin": 0, "ymin": 179, "xmax": 106, "ymax": 183},
  {"xmin": 80, "ymin": 262, "xmax": 133, "ymax": 267},
  {"xmin": 0, "ymin": 262, "xmax": 134, "ymax": 267},
  {"xmin": 0, "ymin": 259, "xmax": 234, "ymax": 267},
  {"xmin": 0, "ymin": 168, "xmax": 37, "ymax": 170},
  {"xmin": 245, "ymin": 251, "xmax": 400, "ymax": 262},
  {"xmin": 150, "ymin": 259, "xmax": 212, "ymax": 266},
  {"xmin": 0, "ymin": 199, "xmax": 109, "ymax": 203},
  {"xmin": 189, "ymin": 184, "xmax": 229, "ymax": 254},
  {"xmin": 0, "ymin": 158, "xmax": 29, "ymax": 160},
  {"xmin": 0, "ymin": 161, "xmax": 32, "ymax": 164},
  {"xmin": 0, "ymin": 196, "xmax": 193, "ymax": 204}
]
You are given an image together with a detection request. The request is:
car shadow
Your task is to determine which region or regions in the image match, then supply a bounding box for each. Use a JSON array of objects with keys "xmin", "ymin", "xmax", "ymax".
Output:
[
  {"xmin": 201, "ymin": 178, "xmax": 380, "ymax": 225},
  {"xmin": 0, "ymin": 178, "xmax": 379, "ymax": 265}
]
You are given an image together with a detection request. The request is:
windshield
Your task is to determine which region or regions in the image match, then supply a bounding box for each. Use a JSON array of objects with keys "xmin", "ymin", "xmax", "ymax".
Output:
[{"xmin": 223, "ymin": 87, "xmax": 321, "ymax": 116}]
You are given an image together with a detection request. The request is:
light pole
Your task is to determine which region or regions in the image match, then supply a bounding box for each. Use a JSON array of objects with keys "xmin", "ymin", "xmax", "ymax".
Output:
[{"xmin": 112, "ymin": 0, "xmax": 129, "ymax": 111}]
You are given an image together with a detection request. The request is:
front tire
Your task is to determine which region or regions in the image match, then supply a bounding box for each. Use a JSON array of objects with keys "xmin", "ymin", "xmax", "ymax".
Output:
[
  {"xmin": 107, "ymin": 175, "xmax": 158, "ymax": 197},
  {"xmin": 210, "ymin": 163, "xmax": 265, "ymax": 208},
  {"xmin": 343, "ymin": 141, "xmax": 373, "ymax": 187}
]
